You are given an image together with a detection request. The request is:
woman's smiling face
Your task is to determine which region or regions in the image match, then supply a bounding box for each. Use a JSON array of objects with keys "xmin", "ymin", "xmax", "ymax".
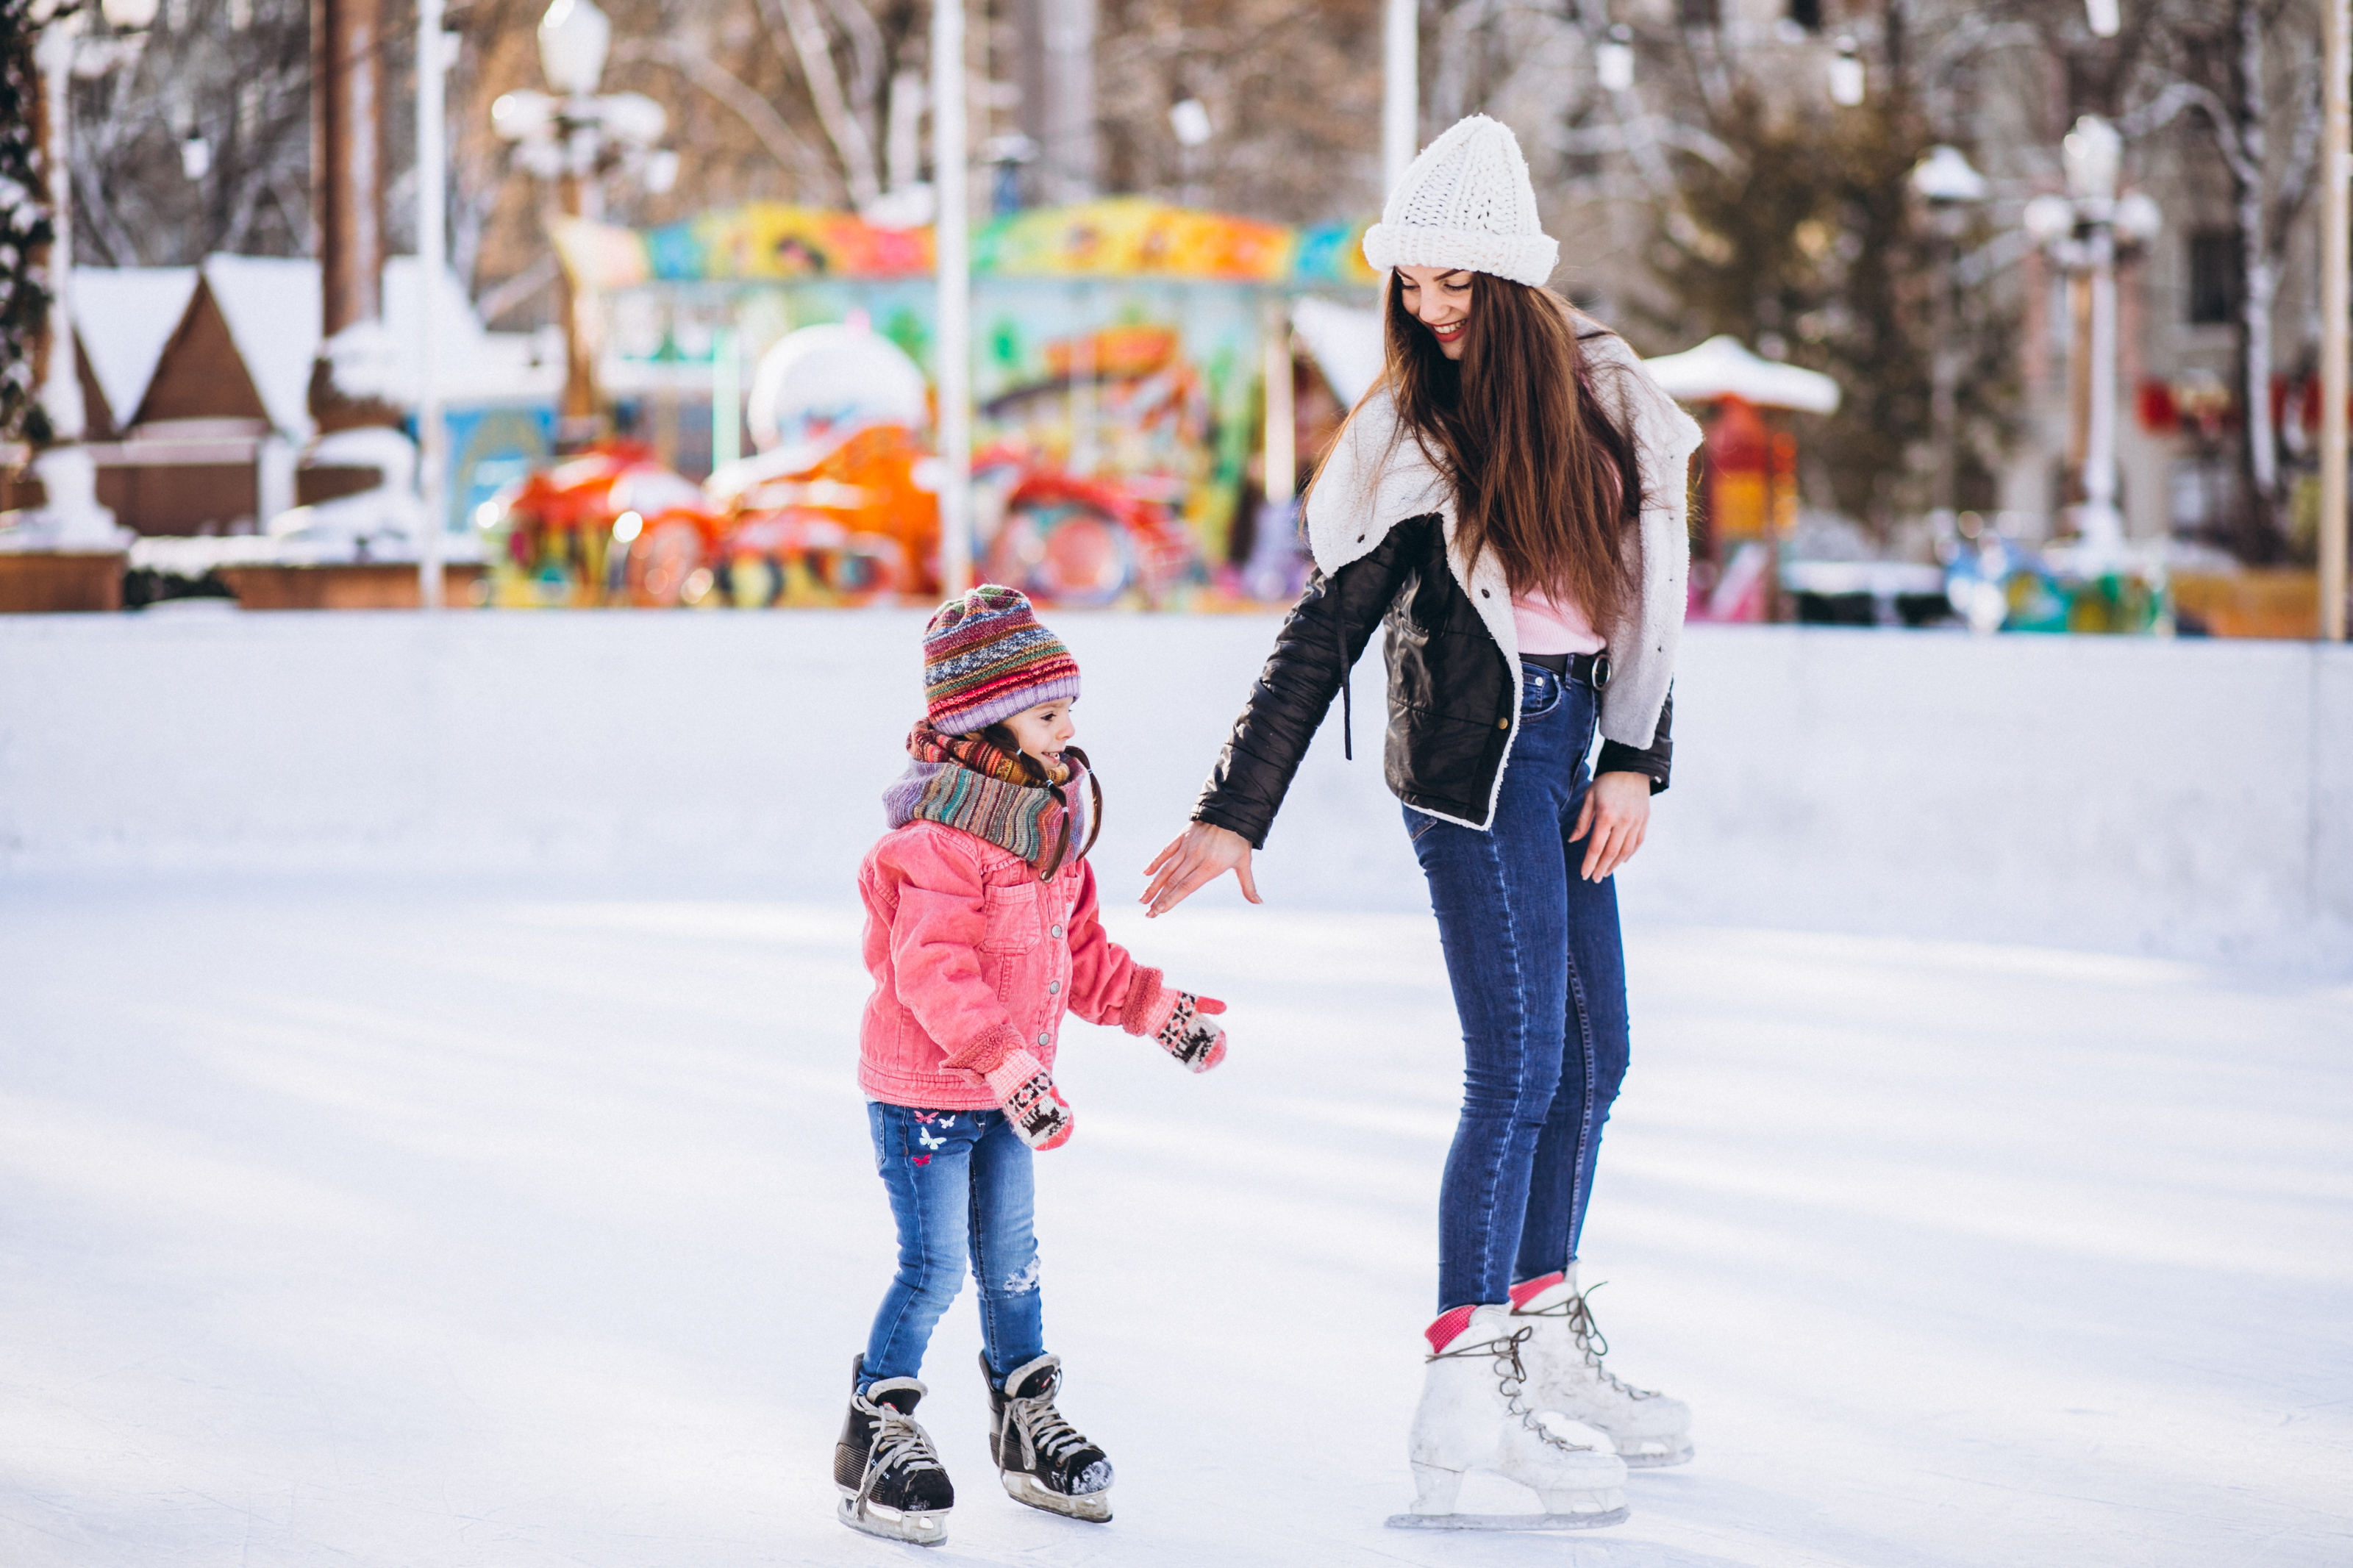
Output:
[{"xmin": 1396, "ymin": 266, "xmax": 1474, "ymax": 360}]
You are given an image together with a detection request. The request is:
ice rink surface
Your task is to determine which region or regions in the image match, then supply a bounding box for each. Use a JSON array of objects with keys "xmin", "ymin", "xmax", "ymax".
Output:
[{"xmin": 2, "ymin": 878, "xmax": 2348, "ymax": 1567}]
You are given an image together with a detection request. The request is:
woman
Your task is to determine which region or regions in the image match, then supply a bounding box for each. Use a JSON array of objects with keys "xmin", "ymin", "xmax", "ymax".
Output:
[{"xmin": 1140, "ymin": 115, "xmax": 1702, "ymax": 1528}]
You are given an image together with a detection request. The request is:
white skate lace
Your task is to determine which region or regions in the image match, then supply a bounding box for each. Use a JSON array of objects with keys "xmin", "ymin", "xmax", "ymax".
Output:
[
  {"xmin": 1520, "ymin": 1282, "xmax": 1661, "ymax": 1402},
  {"xmin": 1429, "ymin": 1324, "xmax": 1604, "ymax": 1454},
  {"xmin": 1009, "ymin": 1386, "xmax": 1095, "ymax": 1472},
  {"xmin": 860, "ymin": 1404, "xmax": 946, "ymax": 1509}
]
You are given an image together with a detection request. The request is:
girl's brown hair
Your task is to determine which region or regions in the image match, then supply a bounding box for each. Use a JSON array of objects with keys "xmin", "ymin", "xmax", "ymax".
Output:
[{"xmin": 1371, "ymin": 271, "xmax": 1641, "ymax": 629}]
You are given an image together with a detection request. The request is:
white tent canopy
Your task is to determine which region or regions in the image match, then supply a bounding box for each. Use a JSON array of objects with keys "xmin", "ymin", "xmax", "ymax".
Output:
[
  {"xmin": 199, "ymin": 255, "xmax": 325, "ymax": 437},
  {"xmin": 71, "ymin": 257, "xmax": 553, "ymax": 442},
  {"xmin": 71, "ymin": 267, "xmax": 200, "ymax": 427},
  {"xmin": 1640, "ymin": 334, "xmax": 1840, "ymax": 414}
]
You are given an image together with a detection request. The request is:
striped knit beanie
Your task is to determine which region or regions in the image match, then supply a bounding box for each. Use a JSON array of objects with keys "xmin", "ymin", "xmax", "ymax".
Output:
[{"xmin": 922, "ymin": 586, "xmax": 1082, "ymax": 734}]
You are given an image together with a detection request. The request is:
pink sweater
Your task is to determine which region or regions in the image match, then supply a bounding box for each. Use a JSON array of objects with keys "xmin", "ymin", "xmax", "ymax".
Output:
[
  {"xmin": 856, "ymin": 819, "xmax": 1168, "ymax": 1109},
  {"xmin": 1511, "ymin": 588, "xmax": 1605, "ymax": 656}
]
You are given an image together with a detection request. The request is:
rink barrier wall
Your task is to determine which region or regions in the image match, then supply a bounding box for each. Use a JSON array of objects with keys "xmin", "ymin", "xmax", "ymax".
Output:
[{"xmin": 1, "ymin": 611, "xmax": 2346, "ymax": 962}]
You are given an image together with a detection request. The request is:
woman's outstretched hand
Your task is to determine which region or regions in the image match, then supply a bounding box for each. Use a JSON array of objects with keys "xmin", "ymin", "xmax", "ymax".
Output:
[
  {"xmin": 1141, "ymin": 822, "xmax": 1260, "ymax": 917},
  {"xmin": 1572, "ymin": 770, "xmax": 1652, "ymax": 881}
]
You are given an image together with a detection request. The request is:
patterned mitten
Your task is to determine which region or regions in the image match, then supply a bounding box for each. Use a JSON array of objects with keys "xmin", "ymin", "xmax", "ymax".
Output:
[
  {"xmin": 982, "ymin": 1049, "xmax": 1076, "ymax": 1150},
  {"xmin": 1135, "ymin": 987, "xmax": 1228, "ymax": 1073}
]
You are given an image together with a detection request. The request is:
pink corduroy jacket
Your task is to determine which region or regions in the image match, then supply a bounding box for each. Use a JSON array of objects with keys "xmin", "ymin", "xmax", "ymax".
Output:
[{"xmin": 857, "ymin": 819, "xmax": 1168, "ymax": 1109}]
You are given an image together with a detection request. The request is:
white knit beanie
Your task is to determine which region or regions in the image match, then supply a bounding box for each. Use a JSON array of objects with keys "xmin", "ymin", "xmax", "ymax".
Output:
[{"xmin": 1361, "ymin": 114, "xmax": 1558, "ymax": 287}]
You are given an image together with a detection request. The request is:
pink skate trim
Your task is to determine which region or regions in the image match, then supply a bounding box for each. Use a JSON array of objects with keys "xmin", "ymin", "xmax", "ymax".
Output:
[
  {"xmin": 1426, "ymin": 1304, "xmax": 1478, "ymax": 1353},
  {"xmin": 1508, "ymin": 1271, "xmax": 1565, "ymax": 1310}
]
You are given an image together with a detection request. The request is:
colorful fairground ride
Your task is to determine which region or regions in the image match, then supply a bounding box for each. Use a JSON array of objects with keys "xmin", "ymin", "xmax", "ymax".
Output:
[
  {"xmin": 505, "ymin": 196, "xmax": 1381, "ymax": 611},
  {"xmin": 478, "ymin": 310, "xmax": 1213, "ymax": 610}
]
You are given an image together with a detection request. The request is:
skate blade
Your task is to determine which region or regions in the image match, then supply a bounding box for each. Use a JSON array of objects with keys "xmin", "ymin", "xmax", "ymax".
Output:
[
  {"xmin": 836, "ymin": 1493, "xmax": 949, "ymax": 1546},
  {"xmin": 1618, "ymin": 1442, "xmax": 1696, "ymax": 1469},
  {"xmin": 1001, "ymin": 1471, "xmax": 1113, "ymax": 1522},
  {"xmin": 1386, "ymin": 1507, "xmax": 1629, "ymax": 1532}
]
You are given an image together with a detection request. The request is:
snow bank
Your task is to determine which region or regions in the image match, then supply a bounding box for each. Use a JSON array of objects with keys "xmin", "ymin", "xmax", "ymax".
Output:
[{"xmin": 0, "ymin": 614, "xmax": 2345, "ymax": 962}]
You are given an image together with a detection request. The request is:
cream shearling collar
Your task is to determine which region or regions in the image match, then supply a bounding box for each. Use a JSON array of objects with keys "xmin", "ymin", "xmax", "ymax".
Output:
[{"xmin": 1300, "ymin": 321, "xmax": 1702, "ymax": 776}]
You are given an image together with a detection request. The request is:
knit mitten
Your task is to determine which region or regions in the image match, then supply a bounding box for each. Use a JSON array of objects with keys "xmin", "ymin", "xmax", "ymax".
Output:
[
  {"xmin": 984, "ymin": 1049, "xmax": 1076, "ymax": 1150},
  {"xmin": 941, "ymin": 1028, "xmax": 1076, "ymax": 1150},
  {"xmin": 1126, "ymin": 982, "xmax": 1227, "ymax": 1073}
]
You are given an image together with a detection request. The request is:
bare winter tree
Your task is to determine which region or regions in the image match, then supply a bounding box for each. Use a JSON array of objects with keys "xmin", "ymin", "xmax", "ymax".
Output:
[
  {"xmin": 1092, "ymin": 0, "xmax": 1382, "ymax": 223},
  {"xmin": 68, "ymin": 0, "xmax": 310, "ymax": 265},
  {"xmin": 1549, "ymin": 0, "xmax": 2039, "ymax": 531},
  {"xmin": 2124, "ymin": 0, "xmax": 2324, "ymax": 548},
  {"xmin": 454, "ymin": 0, "xmax": 934, "ymax": 321}
]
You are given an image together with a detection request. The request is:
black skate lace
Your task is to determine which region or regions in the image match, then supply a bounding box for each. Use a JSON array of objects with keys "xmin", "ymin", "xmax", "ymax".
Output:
[
  {"xmin": 1518, "ymin": 1281, "xmax": 1660, "ymax": 1401},
  {"xmin": 860, "ymin": 1406, "xmax": 945, "ymax": 1509},
  {"xmin": 1428, "ymin": 1323, "xmax": 1602, "ymax": 1453}
]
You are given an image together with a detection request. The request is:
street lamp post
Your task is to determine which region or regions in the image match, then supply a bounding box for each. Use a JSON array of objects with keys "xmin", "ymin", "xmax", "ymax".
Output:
[
  {"xmin": 933, "ymin": 0, "xmax": 972, "ymax": 595},
  {"xmin": 1910, "ymin": 144, "xmax": 1988, "ymax": 535},
  {"xmin": 493, "ymin": 0, "xmax": 673, "ymax": 449},
  {"xmin": 2024, "ymin": 115, "xmax": 2159, "ymax": 554},
  {"xmin": 2324, "ymin": 0, "xmax": 2349, "ymax": 642},
  {"xmin": 415, "ymin": 0, "xmax": 456, "ymax": 608},
  {"xmin": 1382, "ymin": 0, "xmax": 1415, "ymax": 194}
]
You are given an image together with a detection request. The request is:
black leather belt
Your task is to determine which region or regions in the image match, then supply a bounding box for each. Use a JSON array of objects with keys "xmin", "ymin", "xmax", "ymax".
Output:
[{"xmin": 1521, "ymin": 651, "xmax": 1612, "ymax": 689}]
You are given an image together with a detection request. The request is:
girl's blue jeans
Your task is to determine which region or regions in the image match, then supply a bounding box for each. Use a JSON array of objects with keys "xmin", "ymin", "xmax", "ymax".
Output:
[
  {"xmin": 860, "ymin": 1102, "xmax": 1046, "ymax": 1389},
  {"xmin": 1405, "ymin": 662, "xmax": 1633, "ymax": 1314}
]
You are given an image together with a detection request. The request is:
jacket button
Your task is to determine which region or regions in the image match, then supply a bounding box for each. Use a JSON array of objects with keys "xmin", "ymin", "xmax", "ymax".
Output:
[
  {"xmin": 1037, "ymin": 1032, "xmax": 1050, "ymax": 1047},
  {"xmin": 1048, "ymin": 980, "xmax": 1060, "ymax": 994},
  {"xmin": 1481, "ymin": 589, "xmax": 1490, "ymax": 598},
  {"xmin": 1051, "ymin": 924, "xmax": 1063, "ymax": 938},
  {"xmin": 1497, "ymin": 717, "xmax": 1510, "ymax": 729}
]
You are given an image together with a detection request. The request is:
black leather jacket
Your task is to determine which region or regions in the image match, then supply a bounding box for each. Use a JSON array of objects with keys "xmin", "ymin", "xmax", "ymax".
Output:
[{"xmin": 1192, "ymin": 513, "xmax": 1674, "ymax": 848}]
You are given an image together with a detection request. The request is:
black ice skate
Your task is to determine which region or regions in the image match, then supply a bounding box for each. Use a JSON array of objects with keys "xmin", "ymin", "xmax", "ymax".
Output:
[
  {"xmin": 835, "ymin": 1355, "xmax": 954, "ymax": 1547},
  {"xmin": 982, "ymin": 1352, "xmax": 1114, "ymax": 1522}
]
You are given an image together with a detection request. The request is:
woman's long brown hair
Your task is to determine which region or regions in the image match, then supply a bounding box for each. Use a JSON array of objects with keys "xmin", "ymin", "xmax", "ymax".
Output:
[{"xmin": 1371, "ymin": 271, "xmax": 1642, "ymax": 630}]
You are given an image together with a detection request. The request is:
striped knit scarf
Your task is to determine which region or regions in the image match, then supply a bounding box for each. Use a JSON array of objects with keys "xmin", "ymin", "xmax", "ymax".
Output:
[{"xmin": 882, "ymin": 721, "xmax": 1100, "ymax": 880}]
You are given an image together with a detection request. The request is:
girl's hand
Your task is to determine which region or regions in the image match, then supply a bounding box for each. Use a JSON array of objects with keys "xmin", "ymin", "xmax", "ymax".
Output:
[
  {"xmin": 1141, "ymin": 823, "xmax": 1260, "ymax": 917},
  {"xmin": 1571, "ymin": 771, "xmax": 1652, "ymax": 881}
]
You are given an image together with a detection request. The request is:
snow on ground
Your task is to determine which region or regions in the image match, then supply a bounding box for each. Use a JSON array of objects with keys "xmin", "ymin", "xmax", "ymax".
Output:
[{"xmin": 3, "ymin": 878, "xmax": 2347, "ymax": 1567}]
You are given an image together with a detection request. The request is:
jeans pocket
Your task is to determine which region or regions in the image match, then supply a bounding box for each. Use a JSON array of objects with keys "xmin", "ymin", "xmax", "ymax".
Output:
[
  {"xmin": 1407, "ymin": 811, "xmax": 1443, "ymax": 845},
  {"xmin": 1520, "ymin": 671, "xmax": 1563, "ymax": 719}
]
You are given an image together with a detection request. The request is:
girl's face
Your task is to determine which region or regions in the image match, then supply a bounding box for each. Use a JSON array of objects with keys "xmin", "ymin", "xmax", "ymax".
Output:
[
  {"xmin": 1397, "ymin": 266, "xmax": 1474, "ymax": 360},
  {"xmin": 1002, "ymin": 699, "xmax": 1076, "ymax": 765}
]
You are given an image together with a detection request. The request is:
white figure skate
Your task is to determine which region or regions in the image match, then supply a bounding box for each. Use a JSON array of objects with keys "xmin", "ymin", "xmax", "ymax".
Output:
[
  {"xmin": 1512, "ymin": 1267, "xmax": 1695, "ymax": 1467},
  {"xmin": 1385, "ymin": 1305, "xmax": 1629, "ymax": 1531}
]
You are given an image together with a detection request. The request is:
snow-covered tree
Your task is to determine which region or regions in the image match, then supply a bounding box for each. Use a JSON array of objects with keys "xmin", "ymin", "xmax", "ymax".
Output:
[{"xmin": 0, "ymin": 0, "xmax": 49, "ymax": 442}]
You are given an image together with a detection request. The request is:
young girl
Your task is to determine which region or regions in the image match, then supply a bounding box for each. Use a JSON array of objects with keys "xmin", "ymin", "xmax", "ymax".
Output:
[{"xmin": 833, "ymin": 585, "xmax": 1232, "ymax": 1547}]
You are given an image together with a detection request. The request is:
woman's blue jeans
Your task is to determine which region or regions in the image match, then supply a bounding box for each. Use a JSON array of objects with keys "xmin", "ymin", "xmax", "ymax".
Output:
[
  {"xmin": 861, "ymin": 1103, "xmax": 1046, "ymax": 1389},
  {"xmin": 1405, "ymin": 662, "xmax": 1632, "ymax": 1314}
]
